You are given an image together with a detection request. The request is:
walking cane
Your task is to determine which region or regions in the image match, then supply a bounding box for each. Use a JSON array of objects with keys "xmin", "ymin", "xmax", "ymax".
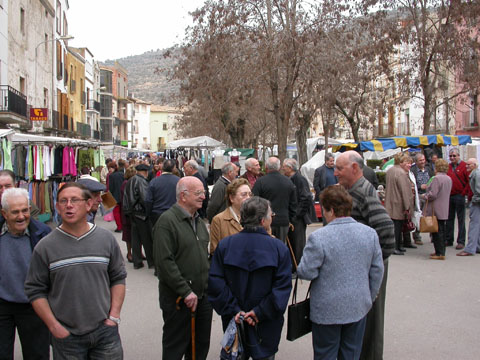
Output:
[{"xmin": 176, "ymin": 296, "xmax": 196, "ymax": 360}]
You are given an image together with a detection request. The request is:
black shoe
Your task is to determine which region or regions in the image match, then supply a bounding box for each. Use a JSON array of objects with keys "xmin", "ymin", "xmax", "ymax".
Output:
[
  {"xmin": 114, "ymin": 229, "xmax": 122, "ymax": 233},
  {"xmin": 134, "ymin": 263, "xmax": 144, "ymax": 270},
  {"xmin": 404, "ymin": 244, "xmax": 417, "ymax": 249},
  {"xmin": 393, "ymin": 249, "xmax": 404, "ymax": 255},
  {"xmin": 399, "ymin": 247, "xmax": 406, "ymax": 252},
  {"xmin": 445, "ymin": 242, "xmax": 453, "ymax": 247}
]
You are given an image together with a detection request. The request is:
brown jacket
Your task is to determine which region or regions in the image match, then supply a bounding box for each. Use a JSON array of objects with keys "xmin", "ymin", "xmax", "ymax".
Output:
[
  {"xmin": 385, "ymin": 165, "xmax": 414, "ymax": 220},
  {"xmin": 209, "ymin": 207, "xmax": 243, "ymax": 254}
]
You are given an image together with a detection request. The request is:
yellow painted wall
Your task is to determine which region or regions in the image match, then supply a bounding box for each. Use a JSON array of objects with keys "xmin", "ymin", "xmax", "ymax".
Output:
[{"xmin": 66, "ymin": 50, "xmax": 85, "ymax": 131}]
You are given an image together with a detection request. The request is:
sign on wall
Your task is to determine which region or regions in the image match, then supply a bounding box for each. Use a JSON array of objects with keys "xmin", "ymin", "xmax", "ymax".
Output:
[{"xmin": 30, "ymin": 108, "xmax": 48, "ymax": 121}]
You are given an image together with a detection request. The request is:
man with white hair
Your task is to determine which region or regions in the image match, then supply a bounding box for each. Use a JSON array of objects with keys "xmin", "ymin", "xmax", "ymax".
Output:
[
  {"xmin": 458, "ymin": 158, "xmax": 480, "ymax": 256},
  {"xmin": 153, "ymin": 177, "xmax": 212, "ymax": 360},
  {"xmin": 240, "ymin": 158, "xmax": 263, "ymax": 188},
  {"xmin": 253, "ymin": 157, "xmax": 297, "ymax": 243},
  {"xmin": 0, "ymin": 188, "xmax": 51, "ymax": 359}
]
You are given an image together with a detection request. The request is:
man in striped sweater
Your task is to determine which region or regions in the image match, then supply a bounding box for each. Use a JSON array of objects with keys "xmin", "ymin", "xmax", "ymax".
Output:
[
  {"xmin": 334, "ymin": 151, "xmax": 395, "ymax": 360},
  {"xmin": 25, "ymin": 183, "xmax": 127, "ymax": 359}
]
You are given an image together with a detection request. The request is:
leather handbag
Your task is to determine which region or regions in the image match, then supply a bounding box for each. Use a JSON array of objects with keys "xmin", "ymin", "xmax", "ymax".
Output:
[
  {"xmin": 403, "ymin": 211, "xmax": 416, "ymax": 232},
  {"xmin": 286, "ymin": 277, "xmax": 312, "ymax": 341},
  {"xmin": 419, "ymin": 199, "xmax": 438, "ymax": 233}
]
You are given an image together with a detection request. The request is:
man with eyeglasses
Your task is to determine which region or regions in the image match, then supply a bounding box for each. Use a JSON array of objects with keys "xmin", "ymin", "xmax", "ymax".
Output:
[
  {"xmin": 446, "ymin": 148, "xmax": 471, "ymax": 250},
  {"xmin": 25, "ymin": 182, "xmax": 127, "ymax": 359},
  {"xmin": 153, "ymin": 177, "xmax": 212, "ymax": 360}
]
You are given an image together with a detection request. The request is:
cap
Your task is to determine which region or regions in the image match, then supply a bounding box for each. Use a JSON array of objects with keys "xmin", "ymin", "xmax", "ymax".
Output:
[
  {"xmin": 135, "ymin": 164, "xmax": 150, "ymax": 171},
  {"xmin": 77, "ymin": 178, "xmax": 106, "ymax": 193}
]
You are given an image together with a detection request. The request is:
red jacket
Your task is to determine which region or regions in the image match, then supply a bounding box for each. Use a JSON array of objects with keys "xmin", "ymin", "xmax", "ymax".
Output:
[{"xmin": 447, "ymin": 161, "xmax": 471, "ymax": 197}]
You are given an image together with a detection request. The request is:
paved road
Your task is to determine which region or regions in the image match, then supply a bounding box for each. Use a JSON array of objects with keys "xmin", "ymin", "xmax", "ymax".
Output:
[{"xmin": 16, "ymin": 217, "xmax": 480, "ymax": 359}]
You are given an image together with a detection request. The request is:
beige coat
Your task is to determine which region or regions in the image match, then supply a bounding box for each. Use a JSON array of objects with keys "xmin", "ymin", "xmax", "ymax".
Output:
[
  {"xmin": 385, "ymin": 165, "xmax": 414, "ymax": 220},
  {"xmin": 209, "ymin": 207, "xmax": 243, "ymax": 255}
]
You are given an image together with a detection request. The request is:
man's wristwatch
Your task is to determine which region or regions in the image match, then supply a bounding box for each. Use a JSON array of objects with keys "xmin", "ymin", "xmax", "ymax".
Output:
[{"xmin": 108, "ymin": 315, "xmax": 121, "ymax": 325}]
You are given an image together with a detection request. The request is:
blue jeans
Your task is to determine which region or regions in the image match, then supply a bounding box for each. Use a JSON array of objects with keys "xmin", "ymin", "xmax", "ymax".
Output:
[
  {"xmin": 465, "ymin": 203, "xmax": 480, "ymax": 254},
  {"xmin": 312, "ymin": 316, "xmax": 367, "ymax": 360},
  {"xmin": 51, "ymin": 323, "xmax": 123, "ymax": 360},
  {"xmin": 446, "ymin": 194, "xmax": 466, "ymax": 245}
]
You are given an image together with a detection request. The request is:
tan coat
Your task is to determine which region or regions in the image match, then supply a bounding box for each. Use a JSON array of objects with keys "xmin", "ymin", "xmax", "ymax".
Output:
[
  {"xmin": 385, "ymin": 165, "xmax": 414, "ymax": 220},
  {"xmin": 209, "ymin": 207, "xmax": 243, "ymax": 254}
]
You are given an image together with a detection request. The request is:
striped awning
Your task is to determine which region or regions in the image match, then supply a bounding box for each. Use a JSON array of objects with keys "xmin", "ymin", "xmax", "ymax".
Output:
[{"xmin": 333, "ymin": 135, "xmax": 472, "ymax": 153}]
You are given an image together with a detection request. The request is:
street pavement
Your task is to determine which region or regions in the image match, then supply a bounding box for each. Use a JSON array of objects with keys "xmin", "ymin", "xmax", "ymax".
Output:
[{"xmin": 16, "ymin": 216, "xmax": 480, "ymax": 359}]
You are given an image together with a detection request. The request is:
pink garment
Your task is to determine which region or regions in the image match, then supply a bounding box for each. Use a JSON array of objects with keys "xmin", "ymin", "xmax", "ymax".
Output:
[
  {"xmin": 70, "ymin": 147, "xmax": 77, "ymax": 176},
  {"xmin": 62, "ymin": 146, "xmax": 70, "ymax": 176}
]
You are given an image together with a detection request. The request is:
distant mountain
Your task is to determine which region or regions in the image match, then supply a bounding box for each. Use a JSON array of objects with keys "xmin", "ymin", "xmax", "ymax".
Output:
[{"xmin": 104, "ymin": 48, "xmax": 180, "ymax": 106}]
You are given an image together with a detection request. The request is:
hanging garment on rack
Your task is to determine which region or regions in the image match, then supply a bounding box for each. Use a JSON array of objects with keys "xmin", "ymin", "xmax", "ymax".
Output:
[
  {"xmin": 2, "ymin": 138, "xmax": 12, "ymax": 171},
  {"xmin": 25, "ymin": 146, "xmax": 30, "ymax": 180},
  {"xmin": 34, "ymin": 145, "xmax": 41, "ymax": 180},
  {"xmin": 15, "ymin": 145, "xmax": 26, "ymax": 178},
  {"xmin": 62, "ymin": 146, "xmax": 70, "ymax": 176},
  {"xmin": 11, "ymin": 146, "xmax": 16, "ymax": 175},
  {"xmin": 70, "ymin": 147, "xmax": 77, "ymax": 176},
  {"xmin": 54, "ymin": 146, "xmax": 63, "ymax": 175}
]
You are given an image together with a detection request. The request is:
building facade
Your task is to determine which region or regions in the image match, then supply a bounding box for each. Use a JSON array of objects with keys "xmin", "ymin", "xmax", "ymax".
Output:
[{"xmin": 150, "ymin": 105, "xmax": 181, "ymax": 151}]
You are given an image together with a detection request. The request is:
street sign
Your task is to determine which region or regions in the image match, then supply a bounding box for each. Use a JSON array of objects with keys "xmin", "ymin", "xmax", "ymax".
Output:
[{"xmin": 30, "ymin": 108, "xmax": 48, "ymax": 121}]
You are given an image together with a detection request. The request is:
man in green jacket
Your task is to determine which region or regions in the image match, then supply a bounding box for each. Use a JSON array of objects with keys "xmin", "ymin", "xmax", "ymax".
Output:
[{"xmin": 153, "ymin": 176, "xmax": 212, "ymax": 360}]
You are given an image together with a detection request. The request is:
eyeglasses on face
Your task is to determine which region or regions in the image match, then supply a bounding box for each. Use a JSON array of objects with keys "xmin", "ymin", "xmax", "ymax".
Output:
[
  {"xmin": 58, "ymin": 198, "xmax": 87, "ymax": 206},
  {"xmin": 449, "ymin": 155, "xmax": 457, "ymax": 157},
  {"xmin": 270, "ymin": 212, "xmax": 276, "ymax": 218},
  {"xmin": 183, "ymin": 190, "xmax": 206, "ymax": 197},
  {"xmin": 238, "ymin": 191, "xmax": 253, "ymax": 197}
]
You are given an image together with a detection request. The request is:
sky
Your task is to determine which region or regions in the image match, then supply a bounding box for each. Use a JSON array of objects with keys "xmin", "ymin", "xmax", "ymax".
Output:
[{"xmin": 68, "ymin": 0, "xmax": 206, "ymax": 62}]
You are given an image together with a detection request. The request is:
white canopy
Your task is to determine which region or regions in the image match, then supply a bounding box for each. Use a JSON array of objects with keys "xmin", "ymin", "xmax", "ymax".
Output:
[
  {"xmin": 300, "ymin": 150, "xmax": 341, "ymax": 187},
  {"xmin": 167, "ymin": 136, "xmax": 226, "ymax": 149},
  {"xmin": 11, "ymin": 132, "xmax": 98, "ymax": 146}
]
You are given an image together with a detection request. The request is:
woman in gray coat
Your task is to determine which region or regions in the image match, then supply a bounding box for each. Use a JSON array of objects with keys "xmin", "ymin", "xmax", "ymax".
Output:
[
  {"xmin": 421, "ymin": 159, "xmax": 452, "ymax": 260},
  {"xmin": 297, "ymin": 185, "xmax": 384, "ymax": 360}
]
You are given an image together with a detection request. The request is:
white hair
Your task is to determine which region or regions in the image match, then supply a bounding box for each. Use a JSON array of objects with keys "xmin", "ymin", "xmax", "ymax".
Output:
[{"xmin": 2, "ymin": 188, "xmax": 30, "ymax": 211}]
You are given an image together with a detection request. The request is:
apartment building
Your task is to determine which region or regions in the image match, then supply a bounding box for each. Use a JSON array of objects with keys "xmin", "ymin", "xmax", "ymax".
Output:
[{"xmin": 150, "ymin": 105, "xmax": 181, "ymax": 151}]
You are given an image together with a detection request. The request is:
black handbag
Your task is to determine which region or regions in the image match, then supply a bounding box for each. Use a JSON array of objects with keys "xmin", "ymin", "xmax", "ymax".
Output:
[{"xmin": 286, "ymin": 277, "xmax": 312, "ymax": 341}]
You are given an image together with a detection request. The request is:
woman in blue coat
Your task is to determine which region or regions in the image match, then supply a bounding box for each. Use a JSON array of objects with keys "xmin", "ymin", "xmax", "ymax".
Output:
[{"xmin": 208, "ymin": 197, "xmax": 292, "ymax": 360}]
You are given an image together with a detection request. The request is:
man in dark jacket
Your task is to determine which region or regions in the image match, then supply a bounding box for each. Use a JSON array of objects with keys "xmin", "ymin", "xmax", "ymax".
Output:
[
  {"xmin": 253, "ymin": 157, "xmax": 297, "ymax": 243},
  {"xmin": 446, "ymin": 148, "xmax": 471, "ymax": 249},
  {"xmin": 283, "ymin": 158, "xmax": 314, "ymax": 266},
  {"xmin": 153, "ymin": 177, "xmax": 212, "ymax": 360},
  {"xmin": 208, "ymin": 196, "xmax": 292, "ymax": 360},
  {"xmin": 145, "ymin": 159, "xmax": 179, "ymax": 226},
  {"xmin": 0, "ymin": 188, "xmax": 51, "ymax": 360},
  {"xmin": 206, "ymin": 162, "xmax": 238, "ymax": 222},
  {"xmin": 123, "ymin": 164, "xmax": 153, "ymax": 269},
  {"xmin": 313, "ymin": 153, "xmax": 337, "ymax": 201}
]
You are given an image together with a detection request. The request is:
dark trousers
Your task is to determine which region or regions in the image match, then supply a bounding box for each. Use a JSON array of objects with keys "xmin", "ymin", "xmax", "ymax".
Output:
[
  {"xmin": 271, "ymin": 225, "xmax": 289, "ymax": 244},
  {"xmin": 432, "ymin": 220, "xmax": 447, "ymax": 256},
  {"xmin": 312, "ymin": 316, "xmax": 367, "ymax": 360},
  {"xmin": 160, "ymin": 295, "xmax": 212, "ymax": 360},
  {"xmin": 51, "ymin": 323, "xmax": 122, "ymax": 360},
  {"xmin": 447, "ymin": 194, "xmax": 466, "ymax": 245},
  {"xmin": 393, "ymin": 219, "xmax": 404, "ymax": 250},
  {"xmin": 287, "ymin": 218, "xmax": 306, "ymax": 267},
  {"xmin": 360, "ymin": 260, "xmax": 389, "ymax": 360},
  {"xmin": 131, "ymin": 216, "xmax": 154, "ymax": 267},
  {"xmin": 0, "ymin": 299, "xmax": 50, "ymax": 360}
]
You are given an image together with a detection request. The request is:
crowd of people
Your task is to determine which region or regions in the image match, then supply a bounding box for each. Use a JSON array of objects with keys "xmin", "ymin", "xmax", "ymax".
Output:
[{"xmin": 1, "ymin": 147, "xmax": 479, "ymax": 360}]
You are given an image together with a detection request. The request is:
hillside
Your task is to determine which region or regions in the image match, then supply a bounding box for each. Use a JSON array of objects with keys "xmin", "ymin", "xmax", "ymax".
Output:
[{"xmin": 104, "ymin": 48, "xmax": 180, "ymax": 105}]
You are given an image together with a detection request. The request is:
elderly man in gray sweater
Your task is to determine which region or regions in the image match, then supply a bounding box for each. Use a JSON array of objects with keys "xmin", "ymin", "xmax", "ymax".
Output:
[{"xmin": 298, "ymin": 185, "xmax": 384, "ymax": 360}]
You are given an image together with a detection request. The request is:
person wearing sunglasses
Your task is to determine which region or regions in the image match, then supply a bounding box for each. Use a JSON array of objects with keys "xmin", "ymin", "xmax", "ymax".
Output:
[{"xmin": 446, "ymin": 148, "xmax": 471, "ymax": 250}]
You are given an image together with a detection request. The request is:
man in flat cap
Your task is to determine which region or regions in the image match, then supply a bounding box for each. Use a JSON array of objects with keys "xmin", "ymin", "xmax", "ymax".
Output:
[
  {"xmin": 77, "ymin": 178, "xmax": 106, "ymax": 224},
  {"xmin": 123, "ymin": 164, "xmax": 153, "ymax": 269}
]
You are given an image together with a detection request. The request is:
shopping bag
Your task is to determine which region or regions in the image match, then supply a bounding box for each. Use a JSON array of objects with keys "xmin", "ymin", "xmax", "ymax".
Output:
[
  {"xmin": 286, "ymin": 277, "xmax": 312, "ymax": 341},
  {"xmin": 419, "ymin": 199, "xmax": 438, "ymax": 233},
  {"xmin": 101, "ymin": 191, "xmax": 117, "ymax": 211}
]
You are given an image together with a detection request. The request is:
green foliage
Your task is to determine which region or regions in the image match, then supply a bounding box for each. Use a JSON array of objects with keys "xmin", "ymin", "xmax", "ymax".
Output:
[{"xmin": 376, "ymin": 171, "xmax": 386, "ymax": 186}]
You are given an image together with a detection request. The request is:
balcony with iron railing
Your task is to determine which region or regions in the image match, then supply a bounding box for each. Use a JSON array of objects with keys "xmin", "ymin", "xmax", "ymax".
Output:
[
  {"xmin": 0, "ymin": 85, "xmax": 29, "ymax": 125},
  {"xmin": 76, "ymin": 122, "xmax": 92, "ymax": 138},
  {"xmin": 87, "ymin": 99, "xmax": 101, "ymax": 112}
]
